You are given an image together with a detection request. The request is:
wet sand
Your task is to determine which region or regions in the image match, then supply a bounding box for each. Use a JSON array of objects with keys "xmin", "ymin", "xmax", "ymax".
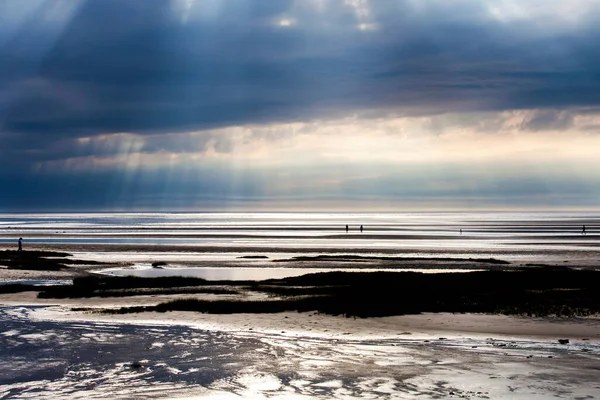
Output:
[
  {"xmin": 1, "ymin": 304, "xmax": 599, "ymax": 399},
  {"xmin": 1, "ymin": 240, "xmax": 600, "ymax": 399}
]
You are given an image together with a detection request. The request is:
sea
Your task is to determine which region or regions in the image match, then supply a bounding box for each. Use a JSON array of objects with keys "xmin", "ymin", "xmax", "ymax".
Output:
[{"xmin": 1, "ymin": 212, "xmax": 600, "ymax": 279}]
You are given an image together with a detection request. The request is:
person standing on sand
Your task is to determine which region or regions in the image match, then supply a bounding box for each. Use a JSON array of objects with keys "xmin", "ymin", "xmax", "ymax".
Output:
[
  {"xmin": 360, "ymin": 225, "xmax": 363, "ymax": 233},
  {"xmin": 18, "ymin": 237, "xmax": 22, "ymax": 251},
  {"xmin": 582, "ymin": 225, "xmax": 586, "ymax": 235},
  {"xmin": 346, "ymin": 224, "xmax": 348, "ymax": 233}
]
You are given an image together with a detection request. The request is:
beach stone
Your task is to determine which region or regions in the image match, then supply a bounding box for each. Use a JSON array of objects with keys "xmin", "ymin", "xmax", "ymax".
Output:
[{"xmin": 558, "ymin": 339, "xmax": 569, "ymax": 345}]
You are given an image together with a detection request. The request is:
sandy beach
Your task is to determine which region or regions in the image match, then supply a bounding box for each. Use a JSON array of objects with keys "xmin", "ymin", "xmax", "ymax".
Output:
[
  {"xmin": 2, "ymin": 212, "xmax": 600, "ymax": 399},
  {"xmin": 2, "ymin": 261, "xmax": 600, "ymax": 399},
  {"xmin": 2, "ymin": 301, "xmax": 600, "ymax": 399}
]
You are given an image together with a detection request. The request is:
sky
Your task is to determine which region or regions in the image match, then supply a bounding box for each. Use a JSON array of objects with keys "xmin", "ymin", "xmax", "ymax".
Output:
[{"xmin": 1, "ymin": 0, "xmax": 600, "ymax": 211}]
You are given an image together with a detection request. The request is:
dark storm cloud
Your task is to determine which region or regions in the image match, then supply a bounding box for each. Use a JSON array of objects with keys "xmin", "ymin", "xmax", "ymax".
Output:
[
  {"xmin": 2, "ymin": 0, "xmax": 600, "ymax": 140},
  {"xmin": 2, "ymin": 0, "xmax": 600, "ymax": 210},
  {"xmin": 521, "ymin": 110, "xmax": 576, "ymax": 131}
]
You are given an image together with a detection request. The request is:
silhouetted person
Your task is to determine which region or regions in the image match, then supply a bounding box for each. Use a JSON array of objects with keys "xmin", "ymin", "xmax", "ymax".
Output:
[
  {"xmin": 582, "ymin": 225, "xmax": 586, "ymax": 235},
  {"xmin": 345, "ymin": 224, "xmax": 348, "ymax": 233},
  {"xmin": 18, "ymin": 237, "xmax": 22, "ymax": 251},
  {"xmin": 360, "ymin": 225, "xmax": 363, "ymax": 233},
  {"xmin": 460, "ymin": 229, "xmax": 462, "ymax": 235}
]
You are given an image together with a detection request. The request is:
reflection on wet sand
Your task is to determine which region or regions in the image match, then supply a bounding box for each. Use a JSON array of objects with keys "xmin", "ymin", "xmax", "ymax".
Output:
[
  {"xmin": 1, "ymin": 306, "xmax": 599, "ymax": 400},
  {"xmin": 99, "ymin": 266, "xmax": 481, "ymax": 281},
  {"xmin": 1, "ymin": 212, "xmax": 600, "ymax": 398}
]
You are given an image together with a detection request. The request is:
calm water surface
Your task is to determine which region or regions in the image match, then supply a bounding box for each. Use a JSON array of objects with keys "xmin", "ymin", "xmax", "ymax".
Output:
[
  {"xmin": 1, "ymin": 212, "xmax": 599, "ymax": 271},
  {"xmin": 99, "ymin": 266, "xmax": 479, "ymax": 280}
]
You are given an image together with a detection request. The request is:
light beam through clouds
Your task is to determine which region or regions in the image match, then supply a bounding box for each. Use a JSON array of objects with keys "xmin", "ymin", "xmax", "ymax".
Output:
[
  {"xmin": 344, "ymin": 0, "xmax": 376, "ymax": 30},
  {"xmin": 1, "ymin": 0, "xmax": 600, "ymax": 210},
  {"xmin": 172, "ymin": 0, "xmax": 196, "ymax": 24}
]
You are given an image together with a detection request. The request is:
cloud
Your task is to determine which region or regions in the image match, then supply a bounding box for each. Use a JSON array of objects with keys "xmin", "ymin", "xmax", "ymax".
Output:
[
  {"xmin": 2, "ymin": 0, "xmax": 600, "ymax": 210},
  {"xmin": 2, "ymin": 0, "xmax": 600, "ymax": 139},
  {"xmin": 14, "ymin": 109, "xmax": 600, "ymax": 177}
]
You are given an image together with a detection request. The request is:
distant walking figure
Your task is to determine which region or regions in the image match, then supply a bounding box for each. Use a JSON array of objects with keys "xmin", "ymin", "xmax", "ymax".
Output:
[
  {"xmin": 346, "ymin": 224, "xmax": 349, "ymax": 233},
  {"xmin": 582, "ymin": 225, "xmax": 586, "ymax": 235},
  {"xmin": 460, "ymin": 229, "xmax": 462, "ymax": 235},
  {"xmin": 18, "ymin": 237, "xmax": 22, "ymax": 251},
  {"xmin": 360, "ymin": 225, "xmax": 363, "ymax": 233}
]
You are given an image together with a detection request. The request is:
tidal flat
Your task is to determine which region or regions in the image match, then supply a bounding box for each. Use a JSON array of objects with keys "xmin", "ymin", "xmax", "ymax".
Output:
[{"xmin": 1, "ymin": 212, "xmax": 600, "ymax": 398}]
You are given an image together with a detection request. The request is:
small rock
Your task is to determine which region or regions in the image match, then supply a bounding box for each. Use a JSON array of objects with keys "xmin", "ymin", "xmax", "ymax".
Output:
[{"xmin": 558, "ymin": 339, "xmax": 569, "ymax": 345}]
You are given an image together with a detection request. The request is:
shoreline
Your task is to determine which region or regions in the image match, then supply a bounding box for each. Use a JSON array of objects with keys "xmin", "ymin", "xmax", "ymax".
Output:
[
  {"xmin": 3, "ymin": 284, "xmax": 600, "ymax": 343},
  {"xmin": 2, "ymin": 246, "xmax": 600, "ymax": 340},
  {"xmin": 2, "ymin": 244, "xmax": 600, "ymax": 399},
  {"xmin": 25, "ymin": 304, "xmax": 600, "ymax": 342},
  {"xmin": 5, "ymin": 303, "xmax": 600, "ymax": 400}
]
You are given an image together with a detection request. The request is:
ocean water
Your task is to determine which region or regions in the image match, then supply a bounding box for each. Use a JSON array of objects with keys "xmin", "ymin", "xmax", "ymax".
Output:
[{"xmin": 1, "ymin": 212, "xmax": 599, "ymax": 269}]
